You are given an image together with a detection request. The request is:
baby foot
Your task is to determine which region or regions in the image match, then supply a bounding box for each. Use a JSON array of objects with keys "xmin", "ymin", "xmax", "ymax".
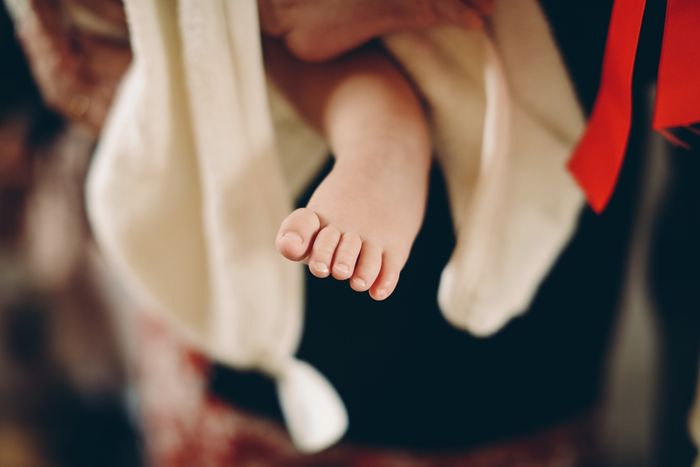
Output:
[{"xmin": 276, "ymin": 157, "xmax": 428, "ymax": 300}]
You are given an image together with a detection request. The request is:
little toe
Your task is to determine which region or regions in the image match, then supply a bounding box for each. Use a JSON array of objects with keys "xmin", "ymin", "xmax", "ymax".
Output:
[
  {"xmin": 369, "ymin": 253, "xmax": 402, "ymax": 301},
  {"xmin": 308, "ymin": 225, "xmax": 341, "ymax": 278},
  {"xmin": 276, "ymin": 208, "xmax": 321, "ymax": 261},
  {"xmin": 332, "ymin": 233, "xmax": 362, "ymax": 280},
  {"xmin": 350, "ymin": 243, "xmax": 382, "ymax": 292}
]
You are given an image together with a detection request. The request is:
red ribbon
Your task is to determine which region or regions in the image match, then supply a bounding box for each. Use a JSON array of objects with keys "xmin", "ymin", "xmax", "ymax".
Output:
[{"xmin": 568, "ymin": 0, "xmax": 700, "ymax": 213}]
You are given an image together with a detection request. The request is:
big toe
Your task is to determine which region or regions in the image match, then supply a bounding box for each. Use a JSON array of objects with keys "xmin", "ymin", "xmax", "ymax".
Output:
[{"xmin": 276, "ymin": 208, "xmax": 321, "ymax": 261}]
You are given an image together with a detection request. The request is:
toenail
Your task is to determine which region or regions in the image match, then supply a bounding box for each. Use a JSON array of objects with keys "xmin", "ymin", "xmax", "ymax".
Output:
[
  {"xmin": 375, "ymin": 288, "xmax": 388, "ymax": 299},
  {"xmin": 352, "ymin": 278, "xmax": 367, "ymax": 289},
  {"xmin": 281, "ymin": 232, "xmax": 303, "ymax": 243},
  {"xmin": 312, "ymin": 262, "xmax": 329, "ymax": 274},
  {"xmin": 334, "ymin": 264, "xmax": 349, "ymax": 275}
]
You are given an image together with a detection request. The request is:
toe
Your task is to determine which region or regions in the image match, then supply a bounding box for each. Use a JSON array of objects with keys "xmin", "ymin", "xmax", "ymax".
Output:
[
  {"xmin": 350, "ymin": 242, "xmax": 382, "ymax": 292},
  {"xmin": 369, "ymin": 253, "xmax": 402, "ymax": 301},
  {"xmin": 331, "ymin": 233, "xmax": 362, "ymax": 280},
  {"xmin": 276, "ymin": 208, "xmax": 321, "ymax": 261},
  {"xmin": 308, "ymin": 225, "xmax": 341, "ymax": 278}
]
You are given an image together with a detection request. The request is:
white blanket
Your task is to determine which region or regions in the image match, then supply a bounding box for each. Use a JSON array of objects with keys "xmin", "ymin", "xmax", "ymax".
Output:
[{"xmin": 87, "ymin": 0, "xmax": 584, "ymax": 452}]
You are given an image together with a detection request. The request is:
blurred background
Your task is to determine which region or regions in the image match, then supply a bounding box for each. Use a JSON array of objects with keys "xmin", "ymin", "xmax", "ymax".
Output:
[
  {"xmin": 0, "ymin": 1, "xmax": 143, "ymax": 466},
  {"xmin": 0, "ymin": 1, "xmax": 697, "ymax": 466}
]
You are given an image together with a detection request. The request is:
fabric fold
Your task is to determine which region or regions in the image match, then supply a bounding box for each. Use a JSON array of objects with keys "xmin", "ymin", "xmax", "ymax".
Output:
[
  {"xmin": 383, "ymin": 0, "xmax": 584, "ymax": 335},
  {"xmin": 88, "ymin": 0, "xmax": 347, "ymax": 451}
]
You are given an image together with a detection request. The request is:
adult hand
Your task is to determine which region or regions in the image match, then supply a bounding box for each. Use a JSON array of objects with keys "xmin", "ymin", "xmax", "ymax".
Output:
[
  {"xmin": 10, "ymin": 0, "xmax": 131, "ymax": 134},
  {"xmin": 258, "ymin": 0, "xmax": 494, "ymax": 61}
]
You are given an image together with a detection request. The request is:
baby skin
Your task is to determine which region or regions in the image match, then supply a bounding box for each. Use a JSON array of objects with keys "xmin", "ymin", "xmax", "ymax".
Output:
[{"xmin": 265, "ymin": 40, "xmax": 431, "ymax": 301}]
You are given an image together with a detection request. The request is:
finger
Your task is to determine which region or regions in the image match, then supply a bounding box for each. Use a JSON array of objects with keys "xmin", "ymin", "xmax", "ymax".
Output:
[
  {"xmin": 258, "ymin": 0, "xmax": 287, "ymax": 36},
  {"xmin": 463, "ymin": 0, "xmax": 495, "ymax": 16},
  {"xmin": 432, "ymin": 1, "xmax": 485, "ymax": 29}
]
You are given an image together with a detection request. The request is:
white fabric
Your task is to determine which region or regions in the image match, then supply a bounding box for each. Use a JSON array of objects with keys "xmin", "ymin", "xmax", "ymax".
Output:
[
  {"xmin": 87, "ymin": 0, "xmax": 342, "ymax": 452},
  {"xmin": 87, "ymin": 0, "xmax": 583, "ymax": 452},
  {"xmin": 382, "ymin": 0, "xmax": 585, "ymax": 334}
]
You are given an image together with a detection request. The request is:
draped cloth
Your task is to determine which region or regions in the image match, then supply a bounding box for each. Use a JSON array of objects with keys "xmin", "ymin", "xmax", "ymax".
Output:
[
  {"xmin": 569, "ymin": 0, "xmax": 700, "ymax": 213},
  {"xmin": 86, "ymin": 0, "xmax": 584, "ymax": 452}
]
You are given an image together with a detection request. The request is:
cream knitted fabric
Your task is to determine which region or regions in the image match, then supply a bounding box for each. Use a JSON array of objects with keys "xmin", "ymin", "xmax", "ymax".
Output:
[
  {"xmin": 86, "ymin": 0, "xmax": 345, "ymax": 452},
  {"xmin": 382, "ymin": 0, "xmax": 585, "ymax": 335}
]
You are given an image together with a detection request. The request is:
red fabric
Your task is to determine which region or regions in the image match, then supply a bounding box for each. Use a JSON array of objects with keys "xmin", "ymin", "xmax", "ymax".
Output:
[
  {"xmin": 653, "ymin": 0, "xmax": 700, "ymax": 130},
  {"xmin": 567, "ymin": 0, "xmax": 647, "ymax": 213},
  {"xmin": 568, "ymin": 0, "xmax": 700, "ymax": 213}
]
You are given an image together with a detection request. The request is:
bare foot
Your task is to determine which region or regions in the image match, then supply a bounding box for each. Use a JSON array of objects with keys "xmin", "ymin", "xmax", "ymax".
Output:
[{"xmin": 276, "ymin": 156, "xmax": 428, "ymax": 300}]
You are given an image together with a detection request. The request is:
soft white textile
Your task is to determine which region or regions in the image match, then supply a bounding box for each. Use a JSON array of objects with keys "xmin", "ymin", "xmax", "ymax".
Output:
[{"xmin": 87, "ymin": 0, "xmax": 584, "ymax": 452}]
